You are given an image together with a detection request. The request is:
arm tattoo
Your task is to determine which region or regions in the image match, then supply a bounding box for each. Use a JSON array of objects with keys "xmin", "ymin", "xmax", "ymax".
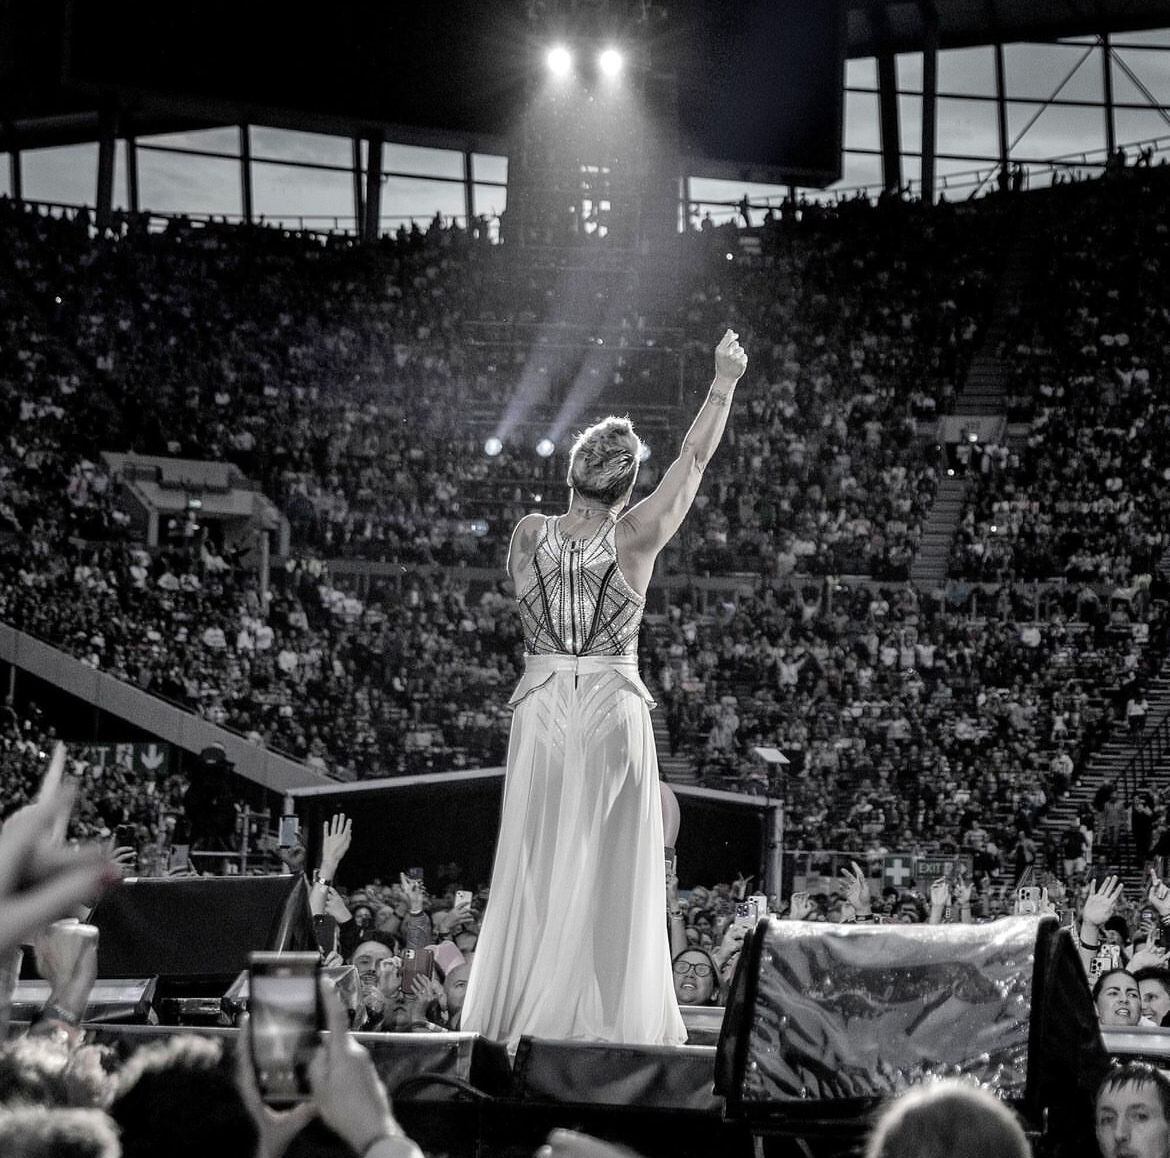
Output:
[{"xmin": 709, "ymin": 390, "xmax": 730, "ymax": 407}]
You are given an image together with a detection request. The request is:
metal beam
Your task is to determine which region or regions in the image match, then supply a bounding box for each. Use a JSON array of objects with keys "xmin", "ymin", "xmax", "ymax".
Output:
[
  {"xmin": 994, "ymin": 41, "xmax": 1010, "ymax": 173},
  {"xmin": 124, "ymin": 134, "xmax": 139, "ymax": 212},
  {"xmin": 1102, "ymin": 31, "xmax": 1117, "ymax": 154},
  {"xmin": 239, "ymin": 123, "xmax": 254, "ymax": 224},
  {"xmin": 96, "ymin": 101, "xmax": 117, "ymax": 229},
  {"xmin": 877, "ymin": 52, "xmax": 902, "ymax": 190},
  {"xmin": 363, "ymin": 133, "xmax": 383, "ymax": 241},
  {"xmin": 920, "ymin": 0, "xmax": 939, "ymax": 202},
  {"xmin": 351, "ymin": 136, "xmax": 364, "ymax": 235}
]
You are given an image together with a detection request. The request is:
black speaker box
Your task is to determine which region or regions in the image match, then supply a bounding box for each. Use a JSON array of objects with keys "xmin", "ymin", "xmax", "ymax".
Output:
[
  {"xmin": 512, "ymin": 1038, "xmax": 721, "ymax": 1113},
  {"xmin": 87, "ymin": 874, "xmax": 313, "ymax": 987},
  {"xmin": 716, "ymin": 914, "xmax": 1109, "ymax": 1151}
]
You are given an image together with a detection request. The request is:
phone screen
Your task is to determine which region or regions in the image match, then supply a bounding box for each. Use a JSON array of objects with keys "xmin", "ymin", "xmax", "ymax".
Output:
[{"xmin": 248, "ymin": 953, "xmax": 320, "ymax": 1105}]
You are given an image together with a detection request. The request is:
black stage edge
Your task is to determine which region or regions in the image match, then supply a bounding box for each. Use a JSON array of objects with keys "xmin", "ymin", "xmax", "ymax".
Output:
[{"xmin": 50, "ymin": 1024, "xmax": 762, "ymax": 1158}]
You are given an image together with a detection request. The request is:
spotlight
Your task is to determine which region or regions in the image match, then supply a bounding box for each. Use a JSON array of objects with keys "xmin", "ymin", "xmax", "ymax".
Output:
[
  {"xmin": 598, "ymin": 48, "xmax": 623, "ymax": 77},
  {"xmin": 638, "ymin": 444, "xmax": 651, "ymax": 463},
  {"xmin": 484, "ymin": 437, "xmax": 503, "ymax": 457},
  {"xmin": 967, "ymin": 431, "xmax": 979, "ymax": 443},
  {"xmin": 547, "ymin": 45, "xmax": 572, "ymax": 76},
  {"xmin": 536, "ymin": 438, "xmax": 556, "ymax": 458}
]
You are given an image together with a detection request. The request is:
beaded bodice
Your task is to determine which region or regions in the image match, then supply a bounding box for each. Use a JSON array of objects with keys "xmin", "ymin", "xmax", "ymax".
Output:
[{"xmin": 516, "ymin": 516, "xmax": 644, "ymax": 656}]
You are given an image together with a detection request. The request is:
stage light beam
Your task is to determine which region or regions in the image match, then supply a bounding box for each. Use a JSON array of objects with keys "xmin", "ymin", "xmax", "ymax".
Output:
[
  {"xmin": 598, "ymin": 48, "xmax": 623, "ymax": 77},
  {"xmin": 484, "ymin": 437, "xmax": 503, "ymax": 457},
  {"xmin": 536, "ymin": 438, "xmax": 556, "ymax": 458},
  {"xmin": 547, "ymin": 46, "xmax": 572, "ymax": 76}
]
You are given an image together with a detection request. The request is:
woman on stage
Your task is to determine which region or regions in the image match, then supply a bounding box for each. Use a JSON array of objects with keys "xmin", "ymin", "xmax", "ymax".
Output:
[{"xmin": 461, "ymin": 329, "xmax": 749, "ymax": 1046}]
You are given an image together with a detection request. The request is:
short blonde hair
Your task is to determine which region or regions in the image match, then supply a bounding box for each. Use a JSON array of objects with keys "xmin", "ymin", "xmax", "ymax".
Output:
[{"xmin": 566, "ymin": 416, "xmax": 642, "ymax": 507}]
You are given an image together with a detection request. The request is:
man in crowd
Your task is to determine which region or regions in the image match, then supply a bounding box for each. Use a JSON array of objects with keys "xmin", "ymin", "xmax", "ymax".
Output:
[{"xmin": 1096, "ymin": 1062, "xmax": 1170, "ymax": 1158}]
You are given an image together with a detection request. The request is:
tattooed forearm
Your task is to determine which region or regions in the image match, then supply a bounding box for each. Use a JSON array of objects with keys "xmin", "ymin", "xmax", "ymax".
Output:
[{"xmin": 709, "ymin": 390, "xmax": 731, "ymax": 407}]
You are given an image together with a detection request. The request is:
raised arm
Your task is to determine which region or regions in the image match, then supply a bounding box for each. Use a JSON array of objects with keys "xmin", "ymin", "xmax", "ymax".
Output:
[{"xmin": 618, "ymin": 329, "xmax": 748, "ymax": 590}]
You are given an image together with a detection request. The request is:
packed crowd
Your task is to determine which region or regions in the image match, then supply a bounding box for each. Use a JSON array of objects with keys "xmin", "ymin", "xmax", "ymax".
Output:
[
  {"xmin": 1, "ymin": 171, "xmax": 1170, "ymax": 903},
  {"xmin": 646, "ymin": 574, "xmax": 1168, "ymax": 868},
  {"xmin": 952, "ymin": 170, "xmax": 1170, "ymax": 584}
]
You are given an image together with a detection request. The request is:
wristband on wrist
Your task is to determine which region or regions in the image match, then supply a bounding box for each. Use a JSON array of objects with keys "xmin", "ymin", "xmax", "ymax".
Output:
[{"xmin": 38, "ymin": 1002, "xmax": 82, "ymax": 1027}]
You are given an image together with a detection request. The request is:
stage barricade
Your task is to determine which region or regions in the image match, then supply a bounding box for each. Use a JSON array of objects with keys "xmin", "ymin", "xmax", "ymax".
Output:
[{"xmin": 716, "ymin": 914, "xmax": 1109, "ymax": 1154}]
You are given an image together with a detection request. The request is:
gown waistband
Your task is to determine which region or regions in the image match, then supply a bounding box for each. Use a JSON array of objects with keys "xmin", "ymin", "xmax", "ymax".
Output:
[{"xmin": 507, "ymin": 653, "xmax": 655, "ymax": 707}]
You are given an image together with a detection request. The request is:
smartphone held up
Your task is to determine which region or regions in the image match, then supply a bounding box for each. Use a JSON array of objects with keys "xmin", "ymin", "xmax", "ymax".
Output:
[{"xmin": 248, "ymin": 952, "xmax": 322, "ymax": 1105}]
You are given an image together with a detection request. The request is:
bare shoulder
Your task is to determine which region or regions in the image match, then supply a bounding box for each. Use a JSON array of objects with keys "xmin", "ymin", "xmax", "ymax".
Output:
[
  {"xmin": 507, "ymin": 513, "xmax": 548, "ymax": 581},
  {"xmin": 512, "ymin": 512, "xmax": 547, "ymax": 548},
  {"xmin": 614, "ymin": 515, "xmax": 654, "ymax": 598}
]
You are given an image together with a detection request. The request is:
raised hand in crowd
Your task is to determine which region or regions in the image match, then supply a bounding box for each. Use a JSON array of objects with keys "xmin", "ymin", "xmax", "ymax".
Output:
[
  {"xmin": 399, "ymin": 872, "xmax": 426, "ymax": 914},
  {"xmin": 406, "ymin": 975, "xmax": 446, "ymax": 1030},
  {"xmin": 1082, "ymin": 875, "xmax": 1124, "ymax": 934},
  {"xmin": 109, "ymin": 844, "xmax": 138, "ymax": 878},
  {"xmin": 839, "ymin": 861, "xmax": 873, "ymax": 918},
  {"xmin": 318, "ymin": 813, "xmax": 352, "ymax": 884},
  {"xmin": 0, "ymin": 748, "xmax": 119, "ymax": 958},
  {"xmin": 954, "ymin": 874, "xmax": 974, "ymax": 915},
  {"xmin": 1148, "ymin": 871, "xmax": 1170, "ymax": 921},
  {"xmin": 787, "ymin": 891, "xmax": 814, "ymax": 921},
  {"xmin": 238, "ymin": 977, "xmax": 422, "ymax": 1158},
  {"xmin": 1126, "ymin": 928, "xmax": 1169, "ymax": 974},
  {"xmin": 1077, "ymin": 874, "xmax": 1124, "ymax": 975},
  {"xmin": 928, "ymin": 878, "xmax": 950, "ymax": 924}
]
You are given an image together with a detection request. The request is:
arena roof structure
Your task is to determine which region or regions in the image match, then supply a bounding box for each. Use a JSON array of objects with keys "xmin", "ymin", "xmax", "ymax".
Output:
[
  {"xmin": 3, "ymin": 1, "xmax": 1169, "ymax": 155},
  {"xmin": 3, "ymin": 0, "xmax": 1170, "ymax": 221}
]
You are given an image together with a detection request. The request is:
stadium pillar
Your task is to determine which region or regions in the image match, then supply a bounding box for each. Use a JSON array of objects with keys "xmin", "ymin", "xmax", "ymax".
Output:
[
  {"xmin": 1101, "ymin": 31, "xmax": 1117, "ymax": 156},
  {"xmin": 351, "ymin": 138, "xmax": 365, "ymax": 238},
  {"xmin": 994, "ymin": 42, "xmax": 1010, "ymax": 176},
  {"xmin": 364, "ymin": 134, "xmax": 383, "ymax": 241},
  {"xmin": 8, "ymin": 150, "xmax": 21, "ymax": 202},
  {"xmin": 239, "ymin": 124, "xmax": 254, "ymax": 226},
  {"xmin": 96, "ymin": 101, "xmax": 117, "ymax": 231},
  {"xmin": 463, "ymin": 149, "xmax": 474, "ymax": 228},
  {"xmin": 124, "ymin": 136, "xmax": 139, "ymax": 214},
  {"xmin": 876, "ymin": 47, "xmax": 902, "ymax": 192},
  {"xmin": 920, "ymin": 2, "xmax": 939, "ymax": 203}
]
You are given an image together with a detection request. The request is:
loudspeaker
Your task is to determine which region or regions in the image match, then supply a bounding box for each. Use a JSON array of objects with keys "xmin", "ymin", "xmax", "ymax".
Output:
[
  {"xmin": 11, "ymin": 978, "xmax": 157, "ymax": 1025},
  {"xmin": 716, "ymin": 915, "xmax": 1109, "ymax": 1147},
  {"xmin": 512, "ymin": 1038, "xmax": 722, "ymax": 1113},
  {"xmin": 88, "ymin": 874, "xmax": 313, "ymax": 987}
]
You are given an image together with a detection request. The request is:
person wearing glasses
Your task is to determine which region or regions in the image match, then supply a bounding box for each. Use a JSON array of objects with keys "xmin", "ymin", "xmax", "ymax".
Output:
[{"xmin": 671, "ymin": 946, "xmax": 723, "ymax": 1007}]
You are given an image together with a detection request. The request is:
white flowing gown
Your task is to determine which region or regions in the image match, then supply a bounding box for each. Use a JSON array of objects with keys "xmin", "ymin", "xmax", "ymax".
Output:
[{"xmin": 460, "ymin": 515, "xmax": 686, "ymax": 1046}]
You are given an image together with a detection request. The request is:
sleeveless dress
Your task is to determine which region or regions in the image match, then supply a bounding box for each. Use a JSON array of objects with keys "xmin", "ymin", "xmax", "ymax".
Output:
[{"xmin": 460, "ymin": 515, "xmax": 687, "ymax": 1046}]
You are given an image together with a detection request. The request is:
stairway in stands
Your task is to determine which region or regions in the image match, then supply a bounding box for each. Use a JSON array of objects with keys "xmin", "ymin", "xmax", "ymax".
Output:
[
  {"xmin": 649, "ymin": 699, "xmax": 697, "ymax": 784},
  {"xmin": 1036, "ymin": 544, "xmax": 1170, "ymax": 892},
  {"xmin": 909, "ymin": 202, "xmax": 1039, "ymax": 585},
  {"xmin": 910, "ymin": 474, "xmax": 969, "ymax": 584},
  {"xmin": 1033, "ymin": 679, "xmax": 1170, "ymax": 893}
]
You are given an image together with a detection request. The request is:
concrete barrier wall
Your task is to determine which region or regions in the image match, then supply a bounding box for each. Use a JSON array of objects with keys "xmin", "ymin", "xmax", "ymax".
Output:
[{"xmin": 0, "ymin": 623, "xmax": 325, "ymax": 792}]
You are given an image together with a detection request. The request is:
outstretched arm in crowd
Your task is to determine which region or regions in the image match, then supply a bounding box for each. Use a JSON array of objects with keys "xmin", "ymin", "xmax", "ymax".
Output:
[
  {"xmin": 1078, "ymin": 875, "xmax": 1124, "ymax": 975},
  {"xmin": 0, "ymin": 746, "xmax": 118, "ymax": 1033},
  {"xmin": 839, "ymin": 861, "xmax": 873, "ymax": 922},
  {"xmin": 618, "ymin": 329, "xmax": 748, "ymax": 594},
  {"xmin": 309, "ymin": 813, "xmax": 353, "ymax": 959}
]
